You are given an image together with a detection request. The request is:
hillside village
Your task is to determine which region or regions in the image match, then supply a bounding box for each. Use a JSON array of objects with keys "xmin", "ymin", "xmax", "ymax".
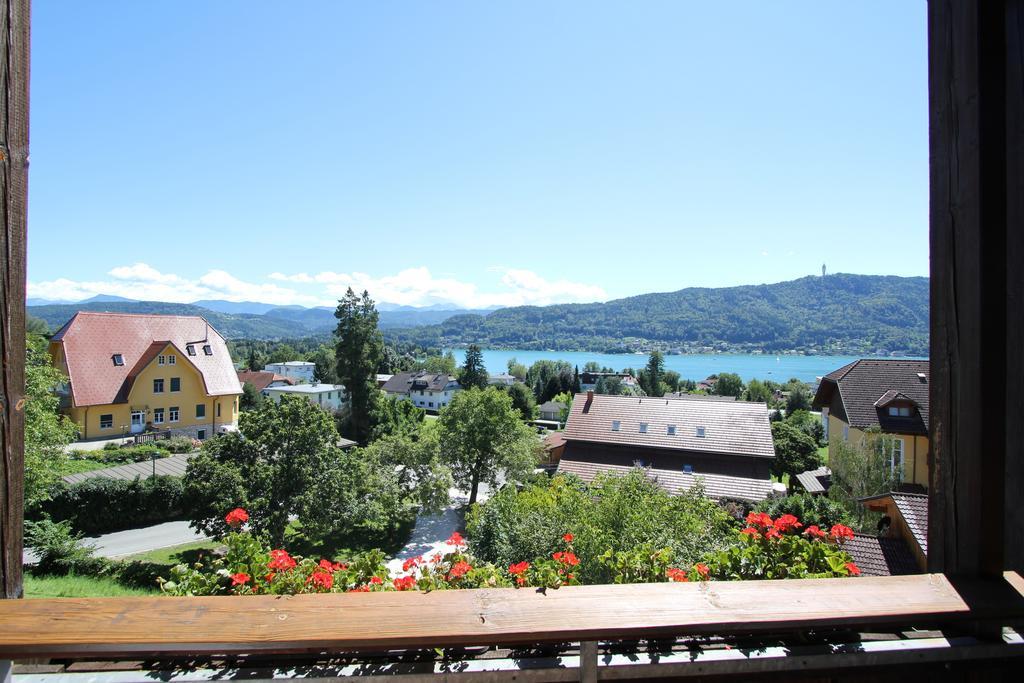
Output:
[{"xmin": 24, "ymin": 297, "xmax": 933, "ymax": 599}]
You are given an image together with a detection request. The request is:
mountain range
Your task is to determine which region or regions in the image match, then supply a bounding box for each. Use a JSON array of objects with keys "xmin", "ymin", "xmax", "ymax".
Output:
[{"xmin": 26, "ymin": 274, "xmax": 929, "ymax": 356}]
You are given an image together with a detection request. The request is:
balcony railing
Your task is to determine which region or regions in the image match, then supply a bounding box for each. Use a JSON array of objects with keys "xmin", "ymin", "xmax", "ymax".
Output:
[{"xmin": 3, "ymin": 573, "xmax": 1024, "ymax": 680}]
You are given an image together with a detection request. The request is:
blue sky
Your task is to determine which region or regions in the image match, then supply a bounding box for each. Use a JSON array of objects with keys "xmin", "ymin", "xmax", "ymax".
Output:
[{"xmin": 28, "ymin": 1, "xmax": 928, "ymax": 308}]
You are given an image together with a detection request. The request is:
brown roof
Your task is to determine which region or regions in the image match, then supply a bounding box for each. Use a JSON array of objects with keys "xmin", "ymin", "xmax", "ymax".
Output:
[
  {"xmin": 664, "ymin": 393, "xmax": 737, "ymax": 402},
  {"xmin": 860, "ymin": 491, "xmax": 929, "ymax": 557},
  {"xmin": 813, "ymin": 359, "xmax": 930, "ymax": 434},
  {"xmin": 844, "ymin": 534, "xmax": 920, "ymax": 577},
  {"xmin": 237, "ymin": 370, "xmax": 294, "ymax": 393},
  {"xmin": 563, "ymin": 393, "xmax": 775, "ymax": 459},
  {"xmin": 544, "ymin": 432, "xmax": 567, "ymax": 451},
  {"xmin": 51, "ymin": 312, "xmax": 241, "ymax": 407},
  {"xmin": 557, "ymin": 456, "xmax": 774, "ymax": 501},
  {"xmin": 382, "ymin": 371, "xmax": 459, "ymax": 394}
]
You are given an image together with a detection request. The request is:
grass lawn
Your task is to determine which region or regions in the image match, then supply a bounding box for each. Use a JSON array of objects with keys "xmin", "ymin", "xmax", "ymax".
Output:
[
  {"xmin": 60, "ymin": 458, "xmax": 110, "ymax": 475},
  {"xmin": 124, "ymin": 540, "xmax": 220, "ymax": 566},
  {"xmin": 25, "ymin": 573, "xmax": 158, "ymax": 598},
  {"xmin": 818, "ymin": 445, "xmax": 829, "ymax": 464}
]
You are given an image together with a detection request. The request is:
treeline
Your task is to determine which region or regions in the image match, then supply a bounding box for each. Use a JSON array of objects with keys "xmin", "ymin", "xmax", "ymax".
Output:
[{"xmin": 384, "ymin": 274, "xmax": 929, "ymax": 356}]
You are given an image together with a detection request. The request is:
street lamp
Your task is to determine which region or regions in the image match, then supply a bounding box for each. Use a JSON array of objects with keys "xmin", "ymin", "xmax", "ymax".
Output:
[{"xmin": 151, "ymin": 450, "xmax": 160, "ymax": 479}]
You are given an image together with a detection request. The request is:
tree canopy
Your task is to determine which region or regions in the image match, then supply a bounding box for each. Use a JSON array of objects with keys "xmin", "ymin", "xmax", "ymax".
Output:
[
  {"xmin": 333, "ymin": 288, "xmax": 384, "ymax": 443},
  {"xmin": 770, "ymin": 421, "xmax": 822, "ymax": 483},
  {"xmin": 458, "ymin": 344, "xmax": 489, "ymax": 390},
  {"xmin": 25, "ymin": 334, "xmax": 78, "ymax": 507}
]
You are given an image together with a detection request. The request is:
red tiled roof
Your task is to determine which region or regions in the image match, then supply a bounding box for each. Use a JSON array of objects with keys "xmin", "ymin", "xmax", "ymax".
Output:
[
  {"xmin": 564, "ymin": 393, "xmax": 775, "ymax": 459},
  {"xmin": 544, "ymin": 432, "xmax": 567, "ymax": 451},
  {"xmin": 51, "ymin": 312, "xmax": 242, "ymax": 407},
  {"xmin": 237, "ymin": 370, "xmax": 294, "ymax": 393}
]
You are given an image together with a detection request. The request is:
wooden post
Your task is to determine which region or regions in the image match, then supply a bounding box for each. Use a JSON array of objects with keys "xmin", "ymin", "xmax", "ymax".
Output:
[
  {"xmin": 0, "ymin": 0, "xmax": 29, "ymax": 600},
  {"xmin": 928, "ymin": 0, "xmax": 1021, "ymax": 576}
]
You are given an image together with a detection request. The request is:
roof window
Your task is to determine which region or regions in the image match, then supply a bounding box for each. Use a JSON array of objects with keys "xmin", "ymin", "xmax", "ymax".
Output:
[
  {"xmin": 917, "ymin": 372, "xmax": 927, "ymax": 383},
  {"xmin": 202, "ymin": 344, "xmax": 213, "ymax": 356},
  {"xmin": 186, "ymin": 345, "xmax": 196, "ymax": 356},
  {"xmin": 667, "ymin": 424, "xmax": 676, "ymax": 435},
  {"xmin": 611, "ymin": 420, "xmax": 621, "ymax": 432},
  {"xmin": 112, "ymin": 354, "xmax": 124, "ymax": 366},
  {"xmin": 639, "ymin": 422, "xmax": 648, "ymax": 434},
  {"xmin": 696, "ymin": 426, "xmax": 706, "ymax": 438},
  {"xmin": 683, "ymin": 464, "xmax": 693, "ymax": 474}
]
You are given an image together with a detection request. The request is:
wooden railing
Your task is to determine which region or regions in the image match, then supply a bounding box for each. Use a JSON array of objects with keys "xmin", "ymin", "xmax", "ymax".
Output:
[{"xmin": 3, "ymin": 574, "xmax": 1024, "ymax": 666}]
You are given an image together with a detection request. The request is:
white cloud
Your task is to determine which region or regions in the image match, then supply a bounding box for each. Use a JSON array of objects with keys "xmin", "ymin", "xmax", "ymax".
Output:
[{"xmin": 29, "ymin": 263, "xmax": 607, "ymax": 310}]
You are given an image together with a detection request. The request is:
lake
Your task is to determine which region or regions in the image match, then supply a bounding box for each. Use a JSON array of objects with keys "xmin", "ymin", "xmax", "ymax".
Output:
[{"xmin": 447, "ymin": 349, "xmax": 921, "ymax": 384}]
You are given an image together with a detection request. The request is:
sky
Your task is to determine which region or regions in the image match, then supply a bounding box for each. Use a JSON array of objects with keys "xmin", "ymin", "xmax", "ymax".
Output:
[{"xmin": 28, "ymin": 2, "xmax": 929, "ymax": 309}]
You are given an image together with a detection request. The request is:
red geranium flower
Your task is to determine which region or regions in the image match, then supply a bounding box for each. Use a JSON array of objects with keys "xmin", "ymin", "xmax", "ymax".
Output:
[
  {"xmin": 402, "ymin": 556, "xmax": 422, "ymax": 572},
  {"xmin": 225, "ymin": 508, "xmax": 249, "ymax": 528},
  {"xmin": 348, "ymin": 585, "xmax": 370, "ymax": 593},
  {"xmin": 666, "ymin": 567, "xmax": 688, "ymax": 582},
  {"xmin": 230, "ymin": 572, "xmax": 250, "ymax": 586},
  {"xmin": 447, "ymin": 531, "xmax": 467, "ymax": 547},
  {"xmin": 319, "ymin": 559, "xmax": 345, "ymax": 573},
  {"xmin": 695, "ymin": 563, "xmax": 710, "ymax": 579},
  {"xmin": 430, "ymin": 553, "xmax": 443, "ymax": 564},
  {"xmin": 802, "ymin": 525, "xmax": 827, "ymax": 539},
  {"xmin": 563, "ymin": 533, "xmax": 574, "ymax": 543},
  {"xmin": 829, "ymin": 524, "xmax": 854, "ymax": 543},
  {"xmin": 845, "ymin": 562, "xmax": 861, "ymax": 576},
  {"xmin": 773, "ymin": 514, "xmax": 802, "ymax": 533},
  {"xmin": 745, "ymin": 511, "xmax": 773, "ymax": 529},
  {"xmin": 508, "ymin": 561, "xmax": 530, "ymax": 576},
  {"xmin": 306, "ymin": 570, "xmax": 333, "ymax": 591},
  {"xmin": 552, "ymin": 551, "xmax": 580, "ymax": 566},
  {"xmin": 370, "ymin": 575, "xmax": 383, "ymax": 585},
  {"xmin": 265, "ymin": 572, "xmax": 275, "ymax": 583},
  {"xmin": 393, "ymin": 575, "xmax": 417, "ymax": 591},
  {"xmin": 268, "ymin": 549, "xmax": 296, "ymax": 571},
  {"xmin": 764, "ymin": 527, "xmax": 782, "ymax": 540},
  {"xmin": 740, "ymin": 526, "xmax": 760, "ymax": 537},
  {"xmin": 449, "ymin": 561, "xmax": 472, "ymax": 578}
]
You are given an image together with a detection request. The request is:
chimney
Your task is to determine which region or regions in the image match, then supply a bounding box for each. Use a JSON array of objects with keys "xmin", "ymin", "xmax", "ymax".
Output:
[{"xmin": 583, "ymin": 390, "xmax": 594, "ymax": 413}]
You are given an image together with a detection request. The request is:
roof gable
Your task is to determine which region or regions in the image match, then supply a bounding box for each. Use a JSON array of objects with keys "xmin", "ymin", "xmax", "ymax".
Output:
[
  {"xmin": 52, "ymin": 312, "xmax": 242, "ymax": 407},
  {"xmin": 563, "ymin": 393, "xmax": 775, "ymax": 459},
  {"xmin": 814, "ymin": 359, "xmax": 930, "ymax": 433}
]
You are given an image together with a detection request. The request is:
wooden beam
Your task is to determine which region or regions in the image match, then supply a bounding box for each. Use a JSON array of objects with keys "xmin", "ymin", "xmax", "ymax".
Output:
[
  {"xmin": 2, "ymin": 574, "xmax": 1021, "ymax": 659},
  {"xmin": 928, "ymin": 0, "xmax": 1020, "ymax": 576},
  {"xmin": 0, "ymin": 0, "xmax": 29, "ymax": 601}
]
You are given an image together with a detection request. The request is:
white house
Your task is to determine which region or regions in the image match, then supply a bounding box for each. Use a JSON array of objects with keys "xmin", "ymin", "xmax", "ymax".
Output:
[
  {"xmin": 488, "ymin": 373, "xmax": 517, "ymax": 387},
  {"xmin": 263, "ymin": 361, "xmax": 315, "ymax": 384},
  {"xmin": 381, "ymin": 371, "xmax": 460, "ymax": 412},
  {"xmin": 265, "ymin": 382, "xmax": 347, "ymax": 411}
]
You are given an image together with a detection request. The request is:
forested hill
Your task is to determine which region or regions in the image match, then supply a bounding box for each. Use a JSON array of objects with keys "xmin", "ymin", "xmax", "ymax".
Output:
[{"xmin": 383, "ymin": 274, "xmax": 929, "ymax": 356}]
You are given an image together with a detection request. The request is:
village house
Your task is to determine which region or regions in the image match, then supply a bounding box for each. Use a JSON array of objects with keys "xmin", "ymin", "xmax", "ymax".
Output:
[
  {"xmin": 579, "ymin": 371, "xmax": 640, "ymax": 392},
  {"xmin": 812, "ymin": 359, "xmax": 930, "ymax": 489},
  {"xmin": 557, "ymin": 391, "xmax": 777, "ymax": 502},
  {"xmin": 263, "ymin": 360, "xmax": 315, "ymax": 384},
  {"xmin": 49, "ymin": 312, "xmax": 242, "ymax": 441},
  {"xmin": 381, "ymin": 371, "xmax": 461, "ymax": 412},
  {"xmin": 487, "ymin": 372, "xmax": 517, "ymax": 387},
  {"xmin": 264, "ymin": 382, "xmax": 347, "ymax": 412},
  {"xmin": 538, "ymin": 399, "xmax": 567, "ymax": 424},
  {"xmin": 237, "ymin": 369, "xmax": 294, "ymax": 397}
]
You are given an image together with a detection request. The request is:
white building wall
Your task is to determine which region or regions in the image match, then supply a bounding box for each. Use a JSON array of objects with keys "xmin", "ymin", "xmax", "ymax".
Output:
[{"xmin": 263, "ymin": 362, "xmax": 316, "ymax": 384}]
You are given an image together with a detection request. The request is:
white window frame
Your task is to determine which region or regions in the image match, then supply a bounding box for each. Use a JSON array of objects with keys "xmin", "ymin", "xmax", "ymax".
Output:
[
  {"xmin": 153, "ymin": 378, "xmax": 164, "ymax": 394},
  {"xmin": 158, "ymin": 355, "xmax": 165, "ymax": 366},
  {"xmin": 168, "ymin": 354, "xmax": 176, "ymax": 365},
  {"xmin": 99, "ymin": 414, "xmax": 113, "ymax": 429},
  {"xmin": 169, "ymin": 407, "xmax": 180, "ymax": 422},
  {"xmin": 153, "ymin": 408, "xmax": 164, "ymax": 424}
]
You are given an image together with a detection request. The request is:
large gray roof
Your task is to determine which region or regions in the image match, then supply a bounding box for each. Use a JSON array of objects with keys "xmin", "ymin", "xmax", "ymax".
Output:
[
  {"xmin": 563, "ymin": 393, "xmax": 775, "ymax": 459},
  {"xmin": 814, "ymin": 359, "xmax": 930, "ymax": 434},
  {"xmin": 382, "ymin": 371, "xmax": 458, "ymax": 394}
]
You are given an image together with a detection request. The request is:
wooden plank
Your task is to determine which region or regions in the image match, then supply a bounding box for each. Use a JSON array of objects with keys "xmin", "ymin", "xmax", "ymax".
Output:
[
  {"xmin": 0, "ymin": 574, "xmax": 1010, "ymax": 658},
  {"xmin": 0, "ymin": 0, "xmax": 30, "ymax": 602},
  {"xmin": 927, "ymin": 0, "xmax": 1012, "ymax": 578}
]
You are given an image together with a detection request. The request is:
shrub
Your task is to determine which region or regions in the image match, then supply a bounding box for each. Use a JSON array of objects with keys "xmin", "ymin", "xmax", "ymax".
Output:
[
  {"xmin": 37, "ymin": 476, "xmax": 187, "ymax": 534},
  {"xmin": 163, "ymin": 436, "xmax": 200, "ymax": 453},
  {"xmin": 755, "ymin": 492, "xmax": 852, "ymax": 530},
  {"xmin": 99, "ymin": 444, "xmax": 171, "ymax": 464},
  {"xmin": 466, "ymin": 471, "xmax": 735, "ymax": 584},
  {"xmin": 24, "ymin": 518, "xmax": 106, "ymax": 576}
]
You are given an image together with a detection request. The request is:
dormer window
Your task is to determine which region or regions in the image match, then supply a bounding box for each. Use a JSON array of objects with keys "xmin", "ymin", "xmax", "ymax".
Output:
[
  {"xmin": 186, "ymin": 345, "xmax": 196, "ymax": 356},
  {"xmin": 639, "ymin": 422, "xmax": 648, "ymax": 434},
  {"xmin": 667, "ymin": 424, "xmax": 676, "ymax": 435},
  {"xmin": 888, "ymin": 406, "xmax": 912, "ymax": 417},
  {"xmin": 611, "ymin": 420, "xmax": 621, "ymax": 432},
  {"xmin": 203, "ymin": 344, "xmax": 213, "ymax": 356},
  {"xmin": 112, "ymin": 354, "xmax": 124, "ymax": 366},
  {"xmin": 696, "ymin": 426, "xmax": 706, "ymax": 438}
]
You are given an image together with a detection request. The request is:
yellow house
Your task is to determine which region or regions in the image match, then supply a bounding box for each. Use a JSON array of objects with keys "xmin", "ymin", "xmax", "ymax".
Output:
[
  {"xmin": 812, "ymin": 359, "xmax": 930, "ymax": 489},
  {"xmin": 49, "ymin": 312, "xmax": 242, "ymax": 441}
]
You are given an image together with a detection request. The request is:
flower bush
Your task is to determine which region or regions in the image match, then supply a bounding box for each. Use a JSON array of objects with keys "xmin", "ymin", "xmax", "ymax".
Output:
[
  {"xmin": 702, "ymin": 512, "xmax": 860, "ymax": 580},
  {"xmin": 159, "ymin": 508, "xmax": 861, "ymax": 596}
]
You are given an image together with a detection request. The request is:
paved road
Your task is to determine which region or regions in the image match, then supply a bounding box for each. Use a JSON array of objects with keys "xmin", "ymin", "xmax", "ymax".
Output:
[{"xmin": 24, "ymin": 520, "xmax": 209, "ymax": 565}]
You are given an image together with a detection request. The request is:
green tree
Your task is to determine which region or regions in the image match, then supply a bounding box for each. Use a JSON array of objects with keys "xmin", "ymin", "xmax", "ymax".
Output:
[
  {"xmin": 714, "ymin": 372, "xmax": 745, "ymax": 397},
  {"xmin": 24, "ymin": 335, "xmax": 78, "ymax": 507},
  {"xmin": 370, "ymin": 393, "xmax": 426, "ymax": 441},
  {"xmin": 437, "ymin": 387, "xmax": 539, "ymax": 505},
  {"xmin": 786, "ymin": 409, "xmax": 825, "ymax": 446},
  {"xmin": 505, "ymin": 381, "xmax": 538, "ymax": 421},
  {"xmin": 785, "ymin": 385, "xmax": 812, "ymax": 414},
  {"xmin": 458, "ymin": 344, "xmax": 489, "ymax": 390},
  {"xmin": 583, "ymin": 361, "xmax": 602, "ymax": 373},
  {"xmin": 642, "ymin": 351, "xmax": 667, "ymax": 397},
  {"xmin": 595, "ymin": 376, "xmax": 625, "ymax": 395},
  {"xmin": 552, "ymin": 391, "xmax": 574, "ymax": 423},
  {"xmin": 310, "ymin": 345, "xmax": 338, "ymax": 384},
  {"xmin": 27, "ymin": 314, "xmax": 50, "ymax": 336},
  {"xmin": 419, "ymin": 352, "xmax": 457, "ymax": 375},
  {"xmin": 770, "ymin": 421, "xmax": 822, "ymax": 483},
  {"xmin": 266, "ymin": 343, "xmax": 297, "ymax": 365},
  {"xmin": 541, "ymin": 375, "xmax": 562, "ymax": 403},
  {"xmin": 744, "ymin": 378, "xmax": 772, "ymax": 403},
  {"xmin": 334, "ymin": 288, "xmax": 384, "ymax": 444},
  {"xmin": 572, "ymin": 365, "xmax": 581, "ymax": 393},
  {"xmin": 507, "ymin": 357, "xmax": 528, "ymax": 381},
  {"xmin": 828, "ymin": 429, "xmax": 901, "ymax": 529},
  {"xmin": 247, "ymin": 347, "xmax": 261, "ymax": 372},
  {"xmin": 239, "ymin": 381, "xmax": 264, "ymax": 411},
  {"xmin": 663, "ymin": 370, "xmax": 681, "ymax": 393}
]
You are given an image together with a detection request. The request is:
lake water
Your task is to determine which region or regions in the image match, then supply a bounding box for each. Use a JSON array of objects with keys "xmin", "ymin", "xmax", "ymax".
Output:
[{"xmin": 447, "ymin": 349, "xmax": 921, "ymax": 384}]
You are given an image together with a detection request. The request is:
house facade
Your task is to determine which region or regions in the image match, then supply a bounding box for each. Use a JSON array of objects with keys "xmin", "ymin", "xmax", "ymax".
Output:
[
  {"xmin": 50, "ymin": 313, "xmax": 242, "ymax": 441},
  {"xmin": 263, "ymin": 361, "xmax": 315, "ymax": 384},
  {"xmin": 812, "ymin": 359, "xmax": 930, "ymax": 489},
  {"xmin": 538, "ymin": 400, "xmax": 567, "ymax": 423},
  {"xmin": 382, "ymin": 371, "xmax": 460, "ymax": 412},
  {"xmin": 264, "ymin": 382, "xmax": 347, "ymax": 412},
  {"xmin": 556, "ymin": 391, "xmax": 777, "ymax": 502}
]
